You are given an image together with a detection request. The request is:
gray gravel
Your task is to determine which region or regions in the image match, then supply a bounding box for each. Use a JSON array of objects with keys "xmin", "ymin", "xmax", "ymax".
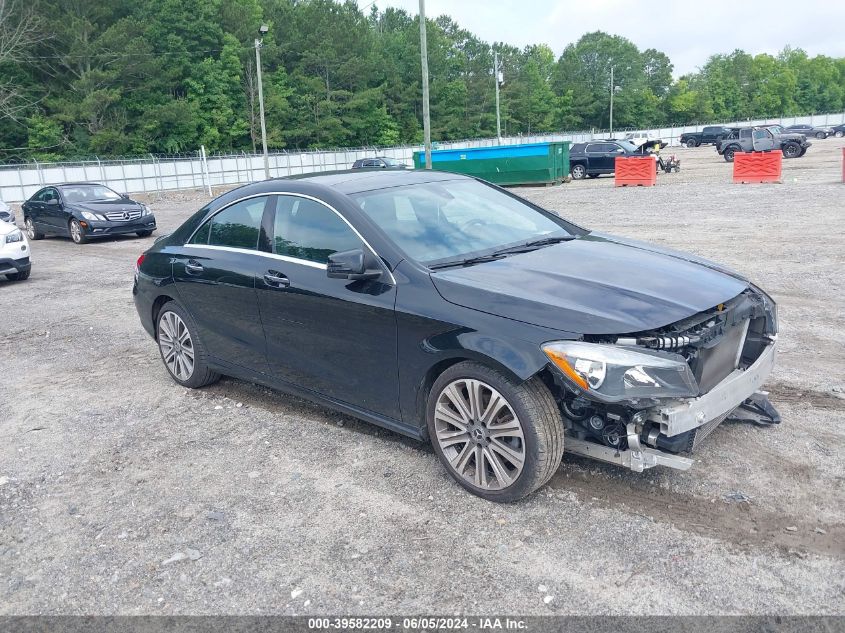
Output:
[{"xmin": 1, "ymin": 141, "xmax": 844, "ymax": 615}]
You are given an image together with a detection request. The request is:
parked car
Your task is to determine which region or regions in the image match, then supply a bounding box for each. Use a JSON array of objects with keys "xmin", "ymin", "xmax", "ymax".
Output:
[
  {"xmin": 0, "ymin": 218, "xmax": 31, "ymax": 281},
  {"xmin": 0, "ymin": 199, "xmax": 14, "ymax": 225},
  {"xmin": 679, "ymin": 126, "xmax": 733, "ymax": 147},
  {"xmin": 351, "ymin": 157, "xmax": 408, "ymax": 170},
  {"xmin": 785, "ymin": 124, "xmax": 834, "ymax": 139},
  {"xmin": 569, "ymin": 140, "xmax": 642, "ymax": 179},
  {"xmin": 831, "ymin": 124, "xmax": 845, "ymax": 138},
  {"xmin": 716, "ymin": 126, "xmax": 811, "ymax": 162},
  {"xmin": 22, "ymin": 183, "xmax": 156, "ymax": 244},
  {"xmin": 133, "ymin": 170, "xmax": 779, "ymax": 502}
]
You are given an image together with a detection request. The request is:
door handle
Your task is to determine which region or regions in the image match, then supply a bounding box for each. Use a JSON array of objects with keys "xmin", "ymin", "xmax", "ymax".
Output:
[
  {"xmin": 185, "ymin": 260, "xmax": 204, "ymax": 275},
  {"xmin": 264, "ymin": 271, "xmax": 290, "ymax": 288}
]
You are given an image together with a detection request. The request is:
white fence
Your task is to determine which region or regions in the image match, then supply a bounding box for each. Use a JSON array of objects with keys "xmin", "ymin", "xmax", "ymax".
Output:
[{"xmin": 1, "ymin": 111, "xmax": 843, "ymax": 203}]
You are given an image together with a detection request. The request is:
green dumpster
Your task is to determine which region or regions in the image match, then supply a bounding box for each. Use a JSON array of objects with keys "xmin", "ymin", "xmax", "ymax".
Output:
[{"xmin": 413, "ymin": 141, "xmax": 570, "ymax": 186}]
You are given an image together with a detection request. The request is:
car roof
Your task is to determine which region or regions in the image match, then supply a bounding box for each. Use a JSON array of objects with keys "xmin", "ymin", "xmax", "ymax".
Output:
[{"xmin": 282, "ymin": 169, "xmax": 467, "ymax": 194}]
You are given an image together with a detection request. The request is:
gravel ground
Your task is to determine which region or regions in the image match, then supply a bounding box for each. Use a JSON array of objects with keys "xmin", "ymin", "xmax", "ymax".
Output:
[{"xmin": 1, "ymin": 141, "xmax": 843, "ymax": 616}]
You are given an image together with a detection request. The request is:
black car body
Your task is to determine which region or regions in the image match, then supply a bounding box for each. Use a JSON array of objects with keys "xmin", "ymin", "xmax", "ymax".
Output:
[
  {"xmin": 133, "ymin": 170, "xmax": 778, "ymax": 501},
  {"xmin": 351, "ymin": 157, "xmax": 408, "ymax": 170},
  {"xmin": 22, "ymin": 183, "xmax": 156, "ymax": 244},
  {"xmin": 568, "ymin": 140, "xmax": 644, "ymax": 179},
  {"xmin": 785, "ymin": 124, "xmax": 833, "ymax": 139},
  {"xmin": 679, "ymin": 126, "xmax": 733, "ymax": 147}
]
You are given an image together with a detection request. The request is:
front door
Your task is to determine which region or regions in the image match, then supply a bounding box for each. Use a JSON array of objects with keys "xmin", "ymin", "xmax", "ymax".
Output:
[
  {"xmin": 173, "ymin": 196, "xmax": 273, "ymax": 374},
  {"xmin": 255, "ymin": 194, "xmax": 400, "ymax": 420},
  {"xmin": 752, "ymin": 129, "xmax": 776, "ymax": 152}
]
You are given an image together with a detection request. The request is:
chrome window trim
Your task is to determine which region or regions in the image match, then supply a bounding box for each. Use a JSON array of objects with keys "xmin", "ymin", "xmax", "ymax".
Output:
[{"xmin": 184, "ymin": 191, "xmax": 395, "ymax": 283}]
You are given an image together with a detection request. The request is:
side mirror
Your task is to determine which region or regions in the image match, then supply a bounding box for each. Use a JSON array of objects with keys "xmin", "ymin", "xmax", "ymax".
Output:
[{"xmin": 327, "ymin": 249, "xmax": 382, "ymax": 281}]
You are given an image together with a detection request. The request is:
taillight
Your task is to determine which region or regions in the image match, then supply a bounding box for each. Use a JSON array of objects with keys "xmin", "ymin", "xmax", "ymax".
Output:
[{"xmin": 135, "ymin": 253, "xmax": 145, "ymax": 273}]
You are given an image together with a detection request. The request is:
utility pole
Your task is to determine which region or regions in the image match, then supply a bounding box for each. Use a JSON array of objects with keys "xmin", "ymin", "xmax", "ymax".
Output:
[
  {"xmin": 494, "ymin": 49, "xmax": 502, "ymax": 144},
  {"xmin": 419, "ymin": 0, "xmax": 432, "ymax": 169},
  {"xmin": 609, "ymin": 65, "xmax": 614, "ymax": 138},
  {"xmin": 255, "ymin": 24, "xmax": 270, "ymax": 180}
]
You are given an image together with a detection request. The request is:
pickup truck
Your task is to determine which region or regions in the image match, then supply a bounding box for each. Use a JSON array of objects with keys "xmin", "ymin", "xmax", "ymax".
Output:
[
  {"xmin": 679, "ymin": 126, "xmax": 733, "ymax": 147},
  {"xmin": 716, "ymin": 126, "xmax": 811, "ymax": 162}
]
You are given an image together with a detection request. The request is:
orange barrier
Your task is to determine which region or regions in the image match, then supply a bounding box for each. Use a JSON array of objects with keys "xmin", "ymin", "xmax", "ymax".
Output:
[
  {"xmin": 733, "ymin": 150, "xmax": 782, "ymax": 184},
  {"xmin": 614, "ymin": 156, "xmax": 657, "ymax": 187}
]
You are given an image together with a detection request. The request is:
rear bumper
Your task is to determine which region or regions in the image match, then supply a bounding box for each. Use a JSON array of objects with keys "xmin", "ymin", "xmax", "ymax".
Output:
[
  {"xmin": 647, "ymin": 339, "xmax": 777, "ymax": 437},
  {"xmin": 0, "ymin": 256, "xmax": 31, "ymax": 275}
]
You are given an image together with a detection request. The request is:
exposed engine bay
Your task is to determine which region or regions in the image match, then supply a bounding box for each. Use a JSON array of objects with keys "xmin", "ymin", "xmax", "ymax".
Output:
[{"xmin": 550, "ymin": 287, "xmax": 780, "ymax": 471}]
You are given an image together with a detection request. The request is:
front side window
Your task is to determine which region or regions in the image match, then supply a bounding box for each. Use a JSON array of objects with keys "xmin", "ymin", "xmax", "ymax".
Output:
[
  {"xmin": 272, "ymin": 196, "xmax": 361, "ymax": 264},
  {"xmin": 190, "ymin": 197, "xmax": 267, "ymax": 250},
  {"xmin": 352, "ymin": 179, "xmax": 575, "ymax": 265}
]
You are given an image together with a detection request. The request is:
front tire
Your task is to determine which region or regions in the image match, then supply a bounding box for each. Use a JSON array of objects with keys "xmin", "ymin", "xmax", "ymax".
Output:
[
  {"xmin": 815, "ymin": 132, "xmax": 826, "ymax": 139},
  {"xmin": 25, "ymin": 217, "xmax": 43, "ymax": 240},
  {"xmin": 835, "ymin": 130, "xmax": 844, "ymax": 138},
  {"xmin": 5, "ymin": 269, "xmax": 30, "ymax": 281},
  {"xmin": 69, "ymin": 219, "xmax": 87, "ymax": 244},
  {"xmin": 571, "ymin": 164, "xmax": 587, "ymax": 180},
  {"xmin": 136, "ymin": 230, "xmax": 154, "ymax": 237},
  {"xmin": 156, "ymin": 301, "xmax": 220, "ymax": 389},
  {"xmin": 782, "ymin": 142, "xmax": 801, "ymax": 158},
  {"xmin": 427, "ymin": 362, "xmax": 564, "ymax": 503}
]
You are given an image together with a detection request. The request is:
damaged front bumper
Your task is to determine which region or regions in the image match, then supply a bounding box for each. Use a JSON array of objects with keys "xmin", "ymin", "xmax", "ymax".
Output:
[{"xmin": 564, "ymin": 339, "xmax": 778, "ymax": 472}]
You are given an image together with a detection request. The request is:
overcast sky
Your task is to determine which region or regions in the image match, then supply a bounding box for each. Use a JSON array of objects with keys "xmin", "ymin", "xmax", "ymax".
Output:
[{"xmin": 360, "ymin": 0, "xmax": 845, "ymax": 76}]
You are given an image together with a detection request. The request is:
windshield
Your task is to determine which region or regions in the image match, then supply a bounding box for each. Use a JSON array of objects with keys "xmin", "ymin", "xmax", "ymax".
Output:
[
  {"xmin": 60, "ymin": 185, "xmax": 122, "ymax": 203},
  {"xmin": 352, "ymin": 179, "xmax": 579, "ymax": 265}
]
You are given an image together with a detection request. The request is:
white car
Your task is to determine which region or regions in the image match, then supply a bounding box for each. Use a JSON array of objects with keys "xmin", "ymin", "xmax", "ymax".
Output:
[
  {"xmin": 0, "ymin": 218, "xmax": 31, "ymax": 281},
  {"xmin": 0, "ymin": 199, "xmax": 14, "ymax": 225}
]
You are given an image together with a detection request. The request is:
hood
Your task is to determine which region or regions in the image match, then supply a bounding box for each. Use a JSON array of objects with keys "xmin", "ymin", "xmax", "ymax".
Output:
[
  {"xmin": 0, "ymin": 219, "xmax": 19, "ymax": 236},
  {"xmin": 778, "ymin": 132, "xmax": 806, "ymax": 141},
  {"xmin": 430, "ymin": 233, "xmax": 749, "ymax": 335},
  {"xmin": 69, "ymin": 200, "xmax": 142, "ymax": 214}
]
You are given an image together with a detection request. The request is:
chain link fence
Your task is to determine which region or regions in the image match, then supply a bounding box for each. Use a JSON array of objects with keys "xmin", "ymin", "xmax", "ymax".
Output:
[{"xmin": 2, "ymin": 111, "xmax": 843, "ymax": 203}]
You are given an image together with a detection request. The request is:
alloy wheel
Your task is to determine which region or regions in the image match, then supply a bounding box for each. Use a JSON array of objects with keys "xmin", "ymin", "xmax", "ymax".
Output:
[
  {"xmin": 433, "ymin": 378, "xmax": 525, "ymax": 491},
  {"xmin": 158, "ymin": 311, "xmax": 195, "ymax": 381},
  {"xmin": 70, "ymin": 220, "xmax": 82, "ymax": 243},
  {"xmin": 25, "ymin": 218, "xmax": 36, "ymax": 239}
]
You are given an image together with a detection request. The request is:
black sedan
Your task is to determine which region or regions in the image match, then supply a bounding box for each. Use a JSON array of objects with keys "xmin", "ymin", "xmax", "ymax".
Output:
[
  {"xmin": 351, "ymin": 156, "xmax": 408, "ymax": 170},
  {"xmin": 785, "ymin": 124, "xmax": 834, "ymax": 139},
  {"xmin": 133, "ymin": 171, "xmax": 778, "ymax": 502},
  {"xmin": 22, "ymin": 183, "xmax": 156, "ymax": 244}
]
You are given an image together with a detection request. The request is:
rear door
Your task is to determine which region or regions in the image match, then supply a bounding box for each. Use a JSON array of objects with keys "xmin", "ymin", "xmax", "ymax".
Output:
[
  {"xmin": 255, "ymin": 194, "xmax": 400, "ymax": 420},
  {"xmin": 173, "ymin": 195, "xmax": 273, "ymax": 374}
]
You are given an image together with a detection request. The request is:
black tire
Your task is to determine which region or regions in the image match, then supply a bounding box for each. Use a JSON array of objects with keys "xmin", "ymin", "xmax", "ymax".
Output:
[
  {"xmin": 815, "ymin": 131, "xmax": 826, "ymax": 139},
  {"xmin": 69, "ymin": 218, "xmax": 88, "ymax": 244},
  {"xmin": 588, "ymin": 174, "xmax": 599, "ymax": 179},
  {"xmin": 427, "ymin": 361, "xmax": 564, "ymax": 503},
  {"xmin": 685, "ymin": 138, "xmax": 698, "ymax": 148},
  {"xmin": 24, "ymin": 217, "xmax": 44, "ymax": 240},
  {"xmin": 798, "ymin": 147, "xmax": 807, "ymax": 157},
  {"xmin": 136, "ymin": 230, "xmax": 154, "ymax": 237},
  {"xmin": 782, "ymin": 142, "xmax": 801, "ymax": 159},
  {"xmin": 5, "ymin": 269, "xmax": 30, "ymax": 281},
  {"xmin": 723, "ymin": 146, "xmax": 738, "ymax": 162},
  {"xmin": 835, "ymin": 131, "xmax": 844, "ymax": 138},
  {"xmin": 156, "ymin": 301, "xmax": 220, "ymax": 389},
  {"xmin": 570, "ymin": 164, "xmax": 587, "ymax": 180}
]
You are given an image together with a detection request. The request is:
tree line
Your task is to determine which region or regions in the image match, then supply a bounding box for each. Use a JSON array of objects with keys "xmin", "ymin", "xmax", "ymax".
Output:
[{"xmin": 1, "ymin": 0, "xmax": 844, "ymax": 162}]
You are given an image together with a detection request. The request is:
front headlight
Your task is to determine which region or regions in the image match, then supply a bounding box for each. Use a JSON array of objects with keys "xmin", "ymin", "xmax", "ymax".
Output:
[
  {"xmin": 5, "ymin": 229, "xmax": 23, "ymax": 244},
  {"xmin": 141, "ymin": 204, "xmax": 151, "ymax": 216},
  {"xmin": 542, "ymin": 341, "xmax": 698, "ymax": 402},
  {"xmin": 81, "ymin": 211, "xmax": 105, "ymax": 222}
]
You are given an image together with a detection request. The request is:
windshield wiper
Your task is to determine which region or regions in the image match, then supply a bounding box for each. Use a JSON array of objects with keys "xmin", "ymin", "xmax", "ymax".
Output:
[
  {"xmin": 428, "ymin": 253, "xmax": 507, "ymax": 270},
  {"xmin": 493, "ymin": 234, "xmax": 578, "ymax": 255}
]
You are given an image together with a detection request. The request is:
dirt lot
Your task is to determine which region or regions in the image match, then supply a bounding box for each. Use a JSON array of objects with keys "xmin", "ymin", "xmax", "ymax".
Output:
[{"xmin": 1, "ymin": 141, "xmax": 844, "ymax": 615}]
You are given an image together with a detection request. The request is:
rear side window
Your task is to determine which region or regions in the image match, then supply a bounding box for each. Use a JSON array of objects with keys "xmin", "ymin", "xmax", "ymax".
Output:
[
  {"xmin": 272, "ymin": 196, "xmax": 360, "ymax": 264},
  {"xmin": 189, "ymin": 197, "xmax": 268, "ymax": 250}
]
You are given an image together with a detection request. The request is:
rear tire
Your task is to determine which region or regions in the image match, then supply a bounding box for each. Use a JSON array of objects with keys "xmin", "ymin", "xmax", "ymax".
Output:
[
  {"xmin": 588, "ymin": 174, "xmax": 599, "ymax": 179},
  {"xmin": 5, "ymin": 269, "xmax": 30, "ymax": 281},
  {"xmin": 685, "ymin": 138, "xmax": 698, "ymax": 148},
  {"xmin": 427, "ymin": 361, "xmax": 564, "ymax": 503},
  {"xmin": 835, "ymin": 130, "xmax": 844, "ymax": 138},
  {"xmin": 156, "ymin": 301, "xmax": 220, "ymax": 389},
  {"xmin": 815, "ymin": 131, "xmax": 826, "ymax": 139},
  {"xmin": 723, "ymin": 146, "xmax": 738, "ymax": 162},
  {"xmin": 25, "ymin": 217, "xmax": 43, "ymax": 240},
  {"xmin": 571, "ymin": 164, "xmax": 587, "ymax": 180}
]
